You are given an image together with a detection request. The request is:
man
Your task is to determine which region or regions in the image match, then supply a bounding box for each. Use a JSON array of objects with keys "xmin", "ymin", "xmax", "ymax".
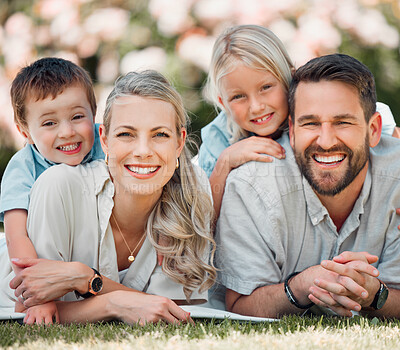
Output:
[{"xmin": 215, "ymin": 54, "xmax": 400, "ymax": 318}]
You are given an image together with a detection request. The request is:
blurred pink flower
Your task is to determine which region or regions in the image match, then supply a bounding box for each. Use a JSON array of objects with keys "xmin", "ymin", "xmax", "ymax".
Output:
[
  {"xmin": 34, "ymin": 25, "xmax": 52, "ymax": 47},
  {"xmin": 120, "ymin": 47, "xmax": 167, "ymax": 74},
  {"xmin": 77, "ymin": 34, "xmax": 100, "ymax": 58},
  {"xmin": 268, "ymin": 19, "xmax": 297, "ymax": 47},
  {"xmin": 97, "ymin": 54, "xmax": 120, "ymax": 84},
  {"xmin": 297, "ymin": 15, "xmax": 342, "ymax": 52},
  {"xmin": 53, "ymin": 51, "xmax": 80, "ymax": 65},
  {"xmin": 233, "ymin": 0, "xmax": 278, "ymax": 25},
  {"xmin": 0, "ymin": 69, "xmax": 24, "ymax": 148},
  {"xmin": 356, "ymin": 9, "xmax": 399, "ymax": 47},
  {"xmin": 177, "ymin": 32, "xmax": 215, "ymax": 71},
  {"xmin": 50, "ymin": 8, "xmax": 82, "ymax": 46},
  {"xmin": 35, "ymin": 0, "xmax": 78, "ymax": 20},
  {"xmin": 149, "ymin": 0, "xmax": 194, "ymax": 36},
  {"xmin": 334, "ymin": 0, "xmax": 361, "ymax": 31},
  {"xmin": 193, "ymin": 0, "xmax": 233, "ymax": 25},
  {"xmin": 96, "ymin": 85, "xmax": 114, "ymax": 123},
  {"xmin": 84, "ymin": 8, "xmax": 130, "ymax": 41},
  {"xmin": 4, "ymin": 13, "xmax": 33, "ymax": 37}
]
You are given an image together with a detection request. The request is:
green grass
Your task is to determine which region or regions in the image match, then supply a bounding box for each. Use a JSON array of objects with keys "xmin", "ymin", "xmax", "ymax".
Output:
[{"xmin": 2, "ymin": 316, "xmax": 400, "ymax": 349}]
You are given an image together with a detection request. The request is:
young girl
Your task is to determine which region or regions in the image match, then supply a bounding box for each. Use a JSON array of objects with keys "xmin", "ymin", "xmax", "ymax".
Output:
[{"xmin": 198, "ymin": 24, "xmax": 397, "ymax": 216}]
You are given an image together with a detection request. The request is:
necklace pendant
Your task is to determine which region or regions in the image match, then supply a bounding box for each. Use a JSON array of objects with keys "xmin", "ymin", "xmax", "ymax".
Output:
[{"xmin": 128, "ymin": 255, "xmax": 135, "ymax": 262}]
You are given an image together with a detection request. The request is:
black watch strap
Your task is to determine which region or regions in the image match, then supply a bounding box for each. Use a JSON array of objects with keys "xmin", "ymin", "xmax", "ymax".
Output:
[
  {"xmin": 284, "ymin": 271, "xmax": 314, "ymax": 309},
  {"xmin": 369, "ymin": 280, "xmax": 389, "ymax": 310},
  {"xmin": 75, "ymin": 268, "xmax": 103, "ymax": 299}
]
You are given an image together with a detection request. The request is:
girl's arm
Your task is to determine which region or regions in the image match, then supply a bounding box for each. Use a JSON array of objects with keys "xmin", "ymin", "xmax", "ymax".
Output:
[
  {"xmin": 392, "ymin": 127, "xmax": 400, "ymax": 139},
  {"xmin": 210, "ymin": 136, "xmax": 285, "ymax": 217}
]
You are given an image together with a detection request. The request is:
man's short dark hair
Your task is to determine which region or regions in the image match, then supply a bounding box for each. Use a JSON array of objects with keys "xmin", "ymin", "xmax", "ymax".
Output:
[{"xmin": 288, "ymin": 54, "xmax": 376, "ymax": 123}]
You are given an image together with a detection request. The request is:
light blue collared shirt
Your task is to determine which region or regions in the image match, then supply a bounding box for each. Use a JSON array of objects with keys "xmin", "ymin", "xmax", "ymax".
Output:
[{"xmin": 0, "ymin": 123, "xmax": 104, "ymax": 221}]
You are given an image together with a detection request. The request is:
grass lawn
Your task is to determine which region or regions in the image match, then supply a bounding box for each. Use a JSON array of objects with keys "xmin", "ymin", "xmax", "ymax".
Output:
[{"xmin": 2, "ymin": 316, "xmax": 400, "ymax": 349}]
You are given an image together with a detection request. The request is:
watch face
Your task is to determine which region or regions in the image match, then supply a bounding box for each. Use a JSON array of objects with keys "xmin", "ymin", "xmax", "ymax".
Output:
[
  {"xmin": 91, "ymin": 277, "xmax": 103, "ymax": 293},
  {"xmin": 377, "ymin": 287, "xmax": 389, "ymax": 310}
]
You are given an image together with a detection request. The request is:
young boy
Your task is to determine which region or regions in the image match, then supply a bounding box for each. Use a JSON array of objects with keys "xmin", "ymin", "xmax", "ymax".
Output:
[{"xmin": 0, "ymin": 57, "xmax": 104, "ymax": 324}]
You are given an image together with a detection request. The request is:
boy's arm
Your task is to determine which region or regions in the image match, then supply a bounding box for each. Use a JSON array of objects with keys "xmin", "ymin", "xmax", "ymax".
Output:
[
  {"xmin": 23, "ymin": 301, "xmax": 59, "ymax": 325},
  {"xmin": 4, "ymin": 209, "xmax": 37, "ymax": 274}
]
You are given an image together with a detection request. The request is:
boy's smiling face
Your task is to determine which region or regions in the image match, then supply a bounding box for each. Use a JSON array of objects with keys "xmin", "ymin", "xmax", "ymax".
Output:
[{"xmin": 19, "ymin": 84, "xmax": 95, "ymax": 165}]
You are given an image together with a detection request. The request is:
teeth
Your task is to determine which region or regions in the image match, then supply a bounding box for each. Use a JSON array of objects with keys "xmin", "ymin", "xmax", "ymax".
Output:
[
  {"xmin": 314, "ymin": 154, "xmax": 345, "ymax": 164},
  {"xmin": 254, "ymin": 114, "xmax": 271, "ymax": 123},
  {"xmin": 58, "ymin": 143, "xmax": 79, "ymax": 151},
  {"xmin": 127, "ymin": 166, "xmax": 158, "ymax": 174}
]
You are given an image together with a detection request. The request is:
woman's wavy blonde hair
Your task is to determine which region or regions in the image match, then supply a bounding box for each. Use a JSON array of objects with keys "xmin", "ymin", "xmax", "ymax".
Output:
[
  {"xmin": 103, "ymin": 70, "xmax": 216, "ymax": 300},
  {"xmin": 203, "ymin": 24, "xmax": 295, "ymax": 143}
]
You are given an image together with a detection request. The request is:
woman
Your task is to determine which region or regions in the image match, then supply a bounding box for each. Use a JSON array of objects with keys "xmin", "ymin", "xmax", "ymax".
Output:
[{"xmin": 1, "ymin": 70, "xmax": 216, "ymax": 324}]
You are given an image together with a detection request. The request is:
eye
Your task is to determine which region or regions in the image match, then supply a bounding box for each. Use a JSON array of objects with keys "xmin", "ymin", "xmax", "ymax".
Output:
[
  {"xmin": 42, "ymin": 121, "xmax": 55, "ymax": 127},
  {"xmin": 154, "ymin": 132, "xmax": 170, "ymax": 138},
  {"xmin": 336, "ymin": 121, "xmax": 352, "ymax": 126},
  {"xmin": 230, "ymin": 94, "xmax": 245, "ymax": 101},
  {"xmin": 261, "ymin": 84, "xmax": 271, "ymax": 91},
  {"xmin": 301, "ymin": 122, "xmax": 319, "ymax": 127},
  {"xmin": 72, "ymin": 114, "xmax": 85, "ymax": 120},
  {"xmin": 116, "ymin": 132, "xmax": 132, "ymax": 138}
]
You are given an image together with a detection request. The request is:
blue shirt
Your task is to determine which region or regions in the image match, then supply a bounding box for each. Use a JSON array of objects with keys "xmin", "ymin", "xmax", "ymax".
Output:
[
  {"xmin": 0, "ymin": 123, "xmax": 105, "ymax": 221},
  {"xmin": 198, "ymin": 103, "xmax": 396, "ymax": 178}
]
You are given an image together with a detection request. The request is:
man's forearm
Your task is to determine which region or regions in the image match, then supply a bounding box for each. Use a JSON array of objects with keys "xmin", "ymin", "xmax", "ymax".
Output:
[
  {"xmin": 363, "ymin": 288, "xmax": 400, "ymax": 318},
  {"xmin": 227, "ymin": 283, "xmax": 308, "ymax": 318}
]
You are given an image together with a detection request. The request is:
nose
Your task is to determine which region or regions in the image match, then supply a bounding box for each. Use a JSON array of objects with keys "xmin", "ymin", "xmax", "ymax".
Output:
[
  {"xmin": 134, "ymin": 136, "xmax": 153, "ymax": 159},
  {"xmin": 316, "ymin": 122, "xmax": 338, "ymax": 150},
  {"xmin": 58, "ymin": 121, "xmax": 75, "ymax": 138},
  {"xmin": 249, "ymin": 95, "xmax": 265, "ymax": 115}
]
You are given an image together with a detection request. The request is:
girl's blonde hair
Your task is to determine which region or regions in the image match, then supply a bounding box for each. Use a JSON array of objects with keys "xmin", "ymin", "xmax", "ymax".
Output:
[
  {"xmin": 103, "ymin": 70, "xmax": 216, "ymax": 300},
  {"xmin": 204, "ymin": 24, "xmax": 295, "ymax": 143}
]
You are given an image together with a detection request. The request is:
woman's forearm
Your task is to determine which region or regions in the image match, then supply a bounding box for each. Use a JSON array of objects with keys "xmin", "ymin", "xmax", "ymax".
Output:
[{"xmin": 56, "ymin": 290, "xmax": 192, "ymax": 325}]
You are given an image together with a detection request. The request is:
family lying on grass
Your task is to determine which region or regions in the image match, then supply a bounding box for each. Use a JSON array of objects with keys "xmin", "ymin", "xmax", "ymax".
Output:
[{"xmin": 1, "ymin": 25, "xmax": 400, "ymax": 324}]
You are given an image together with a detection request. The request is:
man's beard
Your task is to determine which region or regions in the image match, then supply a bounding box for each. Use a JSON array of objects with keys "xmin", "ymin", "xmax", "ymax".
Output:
[{"xmin": 294, "ymin": 137, "xmax": 369, "ymax": 197}]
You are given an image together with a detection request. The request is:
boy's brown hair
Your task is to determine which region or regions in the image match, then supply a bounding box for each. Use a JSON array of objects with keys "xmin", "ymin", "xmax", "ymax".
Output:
[{"xmin": 11, "ymin": 57, "xmax": 97, "ymax": 128}]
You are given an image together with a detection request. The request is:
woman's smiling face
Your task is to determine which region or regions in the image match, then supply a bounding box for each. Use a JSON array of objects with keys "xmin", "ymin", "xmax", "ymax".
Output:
[{"xmin": 100, "ymin": 95, "xmax": 185, "ymax": 198}]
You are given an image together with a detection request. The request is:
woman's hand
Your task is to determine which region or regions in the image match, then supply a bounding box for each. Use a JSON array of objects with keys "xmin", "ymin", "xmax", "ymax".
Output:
[
  {"xmin": 10, "ymin": 258, "xmax": 93, "ymax": 307},
  {"xmin": 107, "ymin": 290, "xmax": 193, "ymax": 326},
  {"xmin": 23, "ymin": 301, "xmax": 60, "ymax": 325}
]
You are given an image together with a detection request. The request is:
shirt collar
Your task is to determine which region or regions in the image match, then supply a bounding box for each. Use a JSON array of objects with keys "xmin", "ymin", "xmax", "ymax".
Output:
[{"xmin": 303, "ymin": 164, "xmax": 372, "ymax": 227}]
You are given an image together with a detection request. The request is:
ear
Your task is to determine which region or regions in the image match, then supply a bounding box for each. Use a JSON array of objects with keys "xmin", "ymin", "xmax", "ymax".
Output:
[
  {"xmin": 288, "ymin": 116, "xmax": 295, "ymax": 149},
  {"xmin": 99, "ymin": 124, "xmax": 109, "ymax": 155},
  {"xmin": 368, "ymin": 112, "xmax": 382, "ymax": 148},
  {"xmin": 218, "ymin": 96, "xmax": 225, "ymax": 109},
  {"xmin": 16, "ymin": 124, "xmax": 34, "ymax": 144},
  {"xmin": 176, "ymin": 127, "xmax": 187, "ymax": 157}
]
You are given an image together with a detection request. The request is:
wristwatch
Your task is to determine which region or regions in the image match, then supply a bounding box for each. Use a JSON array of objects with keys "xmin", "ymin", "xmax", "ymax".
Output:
[
  {"xmin": 75, "ymin": 268, "xmax": 103, "ymax": 299},
  {"xmin": 369, "ymin": 280, "xmax": 389, "ymax": 310}
]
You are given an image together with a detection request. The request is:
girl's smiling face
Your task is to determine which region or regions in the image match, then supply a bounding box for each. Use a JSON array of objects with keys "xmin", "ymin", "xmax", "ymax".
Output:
[
  {"xmin": 218, "ymin": 63, "xmax": 289, "ymax": 136},
  {"xmin": 100, "ymin": 95, "xmax": 185, "ymax": 198}
]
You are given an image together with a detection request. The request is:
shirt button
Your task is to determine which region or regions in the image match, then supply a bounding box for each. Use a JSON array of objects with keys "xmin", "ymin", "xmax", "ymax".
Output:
[{"xmin": 312, "ymin": 218, "xmax": 318, "ymax": 224}]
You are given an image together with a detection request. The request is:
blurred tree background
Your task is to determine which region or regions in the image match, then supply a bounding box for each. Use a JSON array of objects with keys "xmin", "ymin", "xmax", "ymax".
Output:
[{"xmin": 0, "ymin": 0, "xmax": 399, "ymax": 182}]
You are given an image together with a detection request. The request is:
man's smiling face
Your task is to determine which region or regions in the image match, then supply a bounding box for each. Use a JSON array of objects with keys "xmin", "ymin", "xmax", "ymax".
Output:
[{"xmin": 289, "ymin": 80, "xmax": 371, "ymax": 196}]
